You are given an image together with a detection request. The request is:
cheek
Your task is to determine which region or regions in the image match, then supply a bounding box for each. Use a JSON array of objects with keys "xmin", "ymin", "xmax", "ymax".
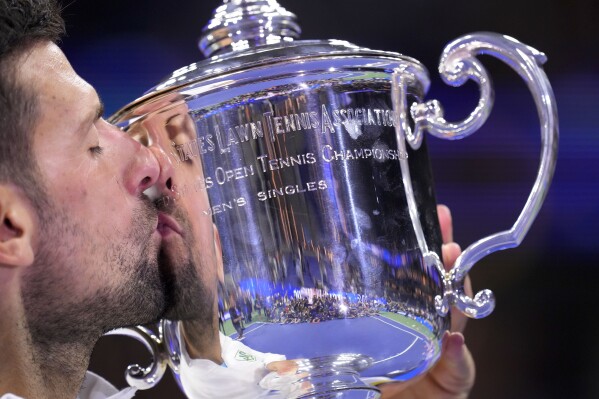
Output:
[
  {"xmin": 41, "ymin": 157, "xmax": 115, "ymax": 212},
  {"xmin": 63, "ymin": 184, "xmax": 130, "ymax": 233},
  {"xmin": 190, "ymin": 217, "xmax": 215, "ymax": 256},
  {"xmin": 70, "ymin": 185, "xmax": 90, "ymax": 200},
  {"xmin": 44, "ymin": 180, "xmax": 90, "ymax": 215}
]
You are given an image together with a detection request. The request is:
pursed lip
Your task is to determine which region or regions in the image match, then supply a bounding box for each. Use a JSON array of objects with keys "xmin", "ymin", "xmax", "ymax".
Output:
[{"xmin": 157, "ymin": 212, "xmax": 183, "ymax": 237}]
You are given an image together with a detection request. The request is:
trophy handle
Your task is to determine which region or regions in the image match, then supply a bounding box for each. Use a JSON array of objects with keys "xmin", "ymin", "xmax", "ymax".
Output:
[
  {"xmin": 393, "ymin": 32, "xmax": 558, "ymax": 319},
  {"xmin": 105, "ymin": 325, "xmax": 168, "ymax": 390}
]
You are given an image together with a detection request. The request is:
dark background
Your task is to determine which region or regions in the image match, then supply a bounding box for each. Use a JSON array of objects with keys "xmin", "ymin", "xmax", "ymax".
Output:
[{"xmin": 59, "ymin": 1, "xmax": 599, "ymax": 398}]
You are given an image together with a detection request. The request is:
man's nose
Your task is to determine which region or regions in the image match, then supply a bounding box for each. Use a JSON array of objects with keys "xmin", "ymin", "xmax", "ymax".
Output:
[
  {"xmin": 104, "ymin": 119, "xmax": 160, "ymax": 196},
  {"xmin": 121, "ymin": 119, "xmax": 177, "ymax": 202},
  {"xmin": 124, "ymin": 139, "xmax": 161, "ymax": 197},
  {"xmin": 147, "ymin": 144, "xmax": 176, "ymax": 201}
]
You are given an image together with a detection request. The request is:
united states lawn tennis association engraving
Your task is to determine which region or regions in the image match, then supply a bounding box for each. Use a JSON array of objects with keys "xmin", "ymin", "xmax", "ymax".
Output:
[{"xmin": 175, "ymin": 104, "xmax": 400, "ymax": 159}]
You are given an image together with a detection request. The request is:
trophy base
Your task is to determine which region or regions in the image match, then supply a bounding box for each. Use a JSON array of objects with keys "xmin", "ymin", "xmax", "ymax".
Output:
[
  {"xmin": 294, "ymin": 354, "xmax": 380, "ymax": 399},
  {"xmin": 233, "ymin": 314, "xmax": 442, "ymax": 381},
  {"xmin": 299, "ymin": 389, "xmax": 380, "ymax": 399}
]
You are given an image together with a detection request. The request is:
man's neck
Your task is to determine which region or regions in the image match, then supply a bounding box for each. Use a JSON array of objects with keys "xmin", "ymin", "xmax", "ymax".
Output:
[
  {"xmin": 181, "ymin": 315, "xmax": 223, "ymax": 365},
  {"xmin": 0, "ymin": 284, "xmax": 93, "ymax": 399}
]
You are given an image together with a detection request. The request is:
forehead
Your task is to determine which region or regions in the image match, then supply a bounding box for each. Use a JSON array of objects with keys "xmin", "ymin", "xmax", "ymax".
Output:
[{"xmin": 16, "ymin": 41, "xmax": 97, "ymax": 128}]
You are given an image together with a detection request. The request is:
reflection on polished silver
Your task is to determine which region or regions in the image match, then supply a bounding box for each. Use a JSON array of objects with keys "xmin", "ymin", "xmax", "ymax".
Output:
[
  {"xmin": 106, "ymin": 0, "xmax": 558, "ymax": 396},
  {"xmin": 289, "ymin": 355, "xmax": 380, "ymax": 398},
  {"xmin": 200, "ymin": 0, "xmax": 301, "ymax": 57},
  {"xmin": 393, "ymin": 33, "xmax": 558, "ymax": 318},
  {"xmin": 105, "ymin": 326, "xmax": 168, "ymax": 390}
]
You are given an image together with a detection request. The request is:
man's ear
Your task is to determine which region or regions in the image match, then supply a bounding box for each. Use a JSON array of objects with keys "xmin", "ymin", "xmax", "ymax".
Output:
[
  {"xmin": 0, "ymin": 185, "xmax": 35, "ymax": 268},
  {"xmin": 213, "ymin": 223, "xmax": 224, "ymax": 284}
]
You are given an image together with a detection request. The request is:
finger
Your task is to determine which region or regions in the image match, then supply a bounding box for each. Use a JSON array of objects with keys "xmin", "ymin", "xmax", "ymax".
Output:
[
  {"xmin": 441, "ymin": 242, "xmax": 470, "ymax": 333},
  {"xmin": 463, "ymin": 274, "xmax": 473, "ymax": 298},
  {"xmin": 442, "ymin": 242, "xmax": 461, "ymax": 271},
  {"xmin": 437, "ymin": 204, "xmax": 453, "ymax": 244},
  {"xmin": 451, "ymin": 309, "xmax": 468, "ymax": 336},
  {"xmin": 449, "ymin": 274, "xmax": 474, "ymax": 332},
  {"xmin": 377, "ymin": 333, "xmax": 475, "ymax": 399},
  {"xmin": 438, "ymin": 207, "xmax": 473, "ymax": 313},
  {"xmin": 427, "ymin": 332, "xmax": 476, "ymax": 397}
]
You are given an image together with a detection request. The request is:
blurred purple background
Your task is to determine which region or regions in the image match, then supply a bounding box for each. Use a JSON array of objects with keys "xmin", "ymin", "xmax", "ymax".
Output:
[{"xmin": 59, "ymin": 1, "xmax": 599, "ymax": 398}]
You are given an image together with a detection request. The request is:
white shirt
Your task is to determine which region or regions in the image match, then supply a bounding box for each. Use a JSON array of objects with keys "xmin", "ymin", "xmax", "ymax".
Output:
[
  {"xmin": 0, "ymin": 371, "xmax": 136, "ymax": 399},
  {"xmin": 1, "ymin": 333, "xmax": 297, "ymax": 399},
  {"xmin": 177, "ymin": 330, "xmax": 290, "ymax": 399}
]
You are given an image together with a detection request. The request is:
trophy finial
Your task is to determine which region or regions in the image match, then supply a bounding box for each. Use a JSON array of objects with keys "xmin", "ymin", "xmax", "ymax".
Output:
[{"xmin": 199, "ymin": 0, "xmax": 301, "ymax": 57}]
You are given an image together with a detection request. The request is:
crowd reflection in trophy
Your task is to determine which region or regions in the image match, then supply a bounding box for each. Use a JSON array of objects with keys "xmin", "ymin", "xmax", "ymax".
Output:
[{"xmin": 217, "ymin": 282, "xmax": 441, "ymax": 336}]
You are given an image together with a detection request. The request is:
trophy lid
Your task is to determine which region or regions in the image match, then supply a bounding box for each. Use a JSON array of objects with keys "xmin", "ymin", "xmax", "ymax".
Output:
[
  {"xmin": 199, "ymin": 0, "xmax": 302, "ymax": 57},
  {"xmin": 111, "ymin": 0, "xmax": 428, "ymax": 120}
]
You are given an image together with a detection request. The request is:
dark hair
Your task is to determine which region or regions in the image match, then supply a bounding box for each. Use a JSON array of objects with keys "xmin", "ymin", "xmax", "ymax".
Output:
[{"xmin": 0, "ymin": 0, "xmax": 65, "ymax": 203}]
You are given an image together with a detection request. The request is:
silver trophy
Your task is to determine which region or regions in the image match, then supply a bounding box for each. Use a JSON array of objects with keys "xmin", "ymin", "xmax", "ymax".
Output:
[{"xmin": 108, "ymin": 0, "xmax": 558, "ymax": 397}]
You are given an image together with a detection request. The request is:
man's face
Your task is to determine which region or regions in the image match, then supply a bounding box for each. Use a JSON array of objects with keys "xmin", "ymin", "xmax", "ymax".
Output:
[
  {"xmin": 127, "ymin": 99, "xmax": 222, "ymax": 324},
  {"xmin": 18, "ymin": 42, "xmax": 165, "ymax": 346}
]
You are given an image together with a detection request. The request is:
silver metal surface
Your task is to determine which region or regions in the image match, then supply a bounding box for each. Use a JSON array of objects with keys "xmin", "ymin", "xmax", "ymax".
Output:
[
  {"xmin": 199, "ymin": 0, "xmax": 301, "ymax": 57},
  {"xmin": 396, "ymin": 33, "xmax": 559, "ymax": 318},
  {"xmin": 105, "ymin": 326, "xmax": 168, "ymax": 390},
  {"xmin": 106, "ymin": 0, "xmax": 558, "ymax": 396}
]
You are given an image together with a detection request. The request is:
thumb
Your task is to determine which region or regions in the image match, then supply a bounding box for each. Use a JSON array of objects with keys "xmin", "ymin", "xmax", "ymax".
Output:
[{"xmin": 428, "ymin": 332, "xmax": 476, "ymax": 397}]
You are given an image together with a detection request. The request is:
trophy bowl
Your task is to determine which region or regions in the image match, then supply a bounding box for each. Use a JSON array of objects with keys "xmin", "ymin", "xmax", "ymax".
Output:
[{"xmin": 108, "ymin": 1, "xmax": 558, "ymax": 397}]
